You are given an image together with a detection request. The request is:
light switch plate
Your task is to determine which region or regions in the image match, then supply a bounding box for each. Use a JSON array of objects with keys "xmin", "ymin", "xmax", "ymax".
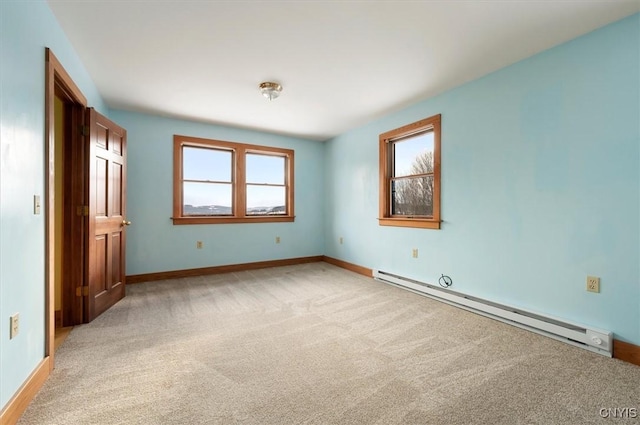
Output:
[{"xmin": 34, "ymin": 195, "xmax": 41, "ymax": 215}]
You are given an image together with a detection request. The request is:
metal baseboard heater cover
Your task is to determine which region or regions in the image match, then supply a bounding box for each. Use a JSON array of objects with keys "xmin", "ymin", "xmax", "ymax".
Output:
[{"xmin": 373, "ymin": 270, "xmax": 612, "ymax": 357}]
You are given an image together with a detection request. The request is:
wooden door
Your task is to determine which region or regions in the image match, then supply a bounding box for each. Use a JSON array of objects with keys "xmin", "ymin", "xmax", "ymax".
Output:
[
  {"xmin": 61, "ymin": 98, "xmax": 87, "ymax": 327},
  {"xmin": 85, "ymin": 108, "xmax": 128, "ymax": 322}
]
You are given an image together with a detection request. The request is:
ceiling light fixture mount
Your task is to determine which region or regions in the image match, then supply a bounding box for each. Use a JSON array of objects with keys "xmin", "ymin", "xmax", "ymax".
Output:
[{"xmin": 259, "ymin": 82, "xmax": 282, "ymax": 101}]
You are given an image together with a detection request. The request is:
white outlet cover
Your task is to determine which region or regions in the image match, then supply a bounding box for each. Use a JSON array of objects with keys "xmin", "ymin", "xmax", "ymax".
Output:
[
  {"xmin": 10, "ymin": 313, "xmax": 19, "ymax": 339},
  {"xmin": 587, "ymin": 276, "xmax": 600, "ymax": 292}
]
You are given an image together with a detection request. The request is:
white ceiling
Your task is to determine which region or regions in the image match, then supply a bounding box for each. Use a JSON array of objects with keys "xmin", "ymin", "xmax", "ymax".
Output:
[{"xmin": 47, "ymin": 1, "xmax": 639, "ymax": 142}]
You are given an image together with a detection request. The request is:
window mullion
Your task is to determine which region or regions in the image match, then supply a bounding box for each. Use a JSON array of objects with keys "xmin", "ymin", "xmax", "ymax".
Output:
[
  {"xmin": 283, "ymin": 156, "xmax": 288, "ymax": 215},
  {"xmin": 246, "ymin": 183, "xmax": 286, "ymax": 187},
  {"xmin": 183, "ymin": 178, "xmax": 233, "ymax": 184},
  {"xmin": 236, "ymin": 147, "xmax": 246, "ymax": 218},
  {"xmin": 390, "ymin": 172, "xmax": 433, "ymax": 182},
  {"xmin": 384, "ymin": 140, "xmax": 396, "ymax": 216},
  {"xmin": 285, "ymin": 154, "xmax": 293, "ymax": 217}
]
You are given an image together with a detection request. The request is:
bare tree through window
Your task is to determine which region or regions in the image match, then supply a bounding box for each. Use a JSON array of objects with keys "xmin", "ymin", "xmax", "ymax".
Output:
[
  {"xmin": 379, "ymin": 114, "xmax": 441, "ymax": 229},
  {"xmin": 392, "ymin": 151, "xmax": 434, "ymax": 216}
]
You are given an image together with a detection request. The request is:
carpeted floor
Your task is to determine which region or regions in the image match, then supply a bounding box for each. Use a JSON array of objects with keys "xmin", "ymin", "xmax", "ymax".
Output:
[{"xmin": 18, "ymin": 262, "xmax": 640, "ymax": 424}]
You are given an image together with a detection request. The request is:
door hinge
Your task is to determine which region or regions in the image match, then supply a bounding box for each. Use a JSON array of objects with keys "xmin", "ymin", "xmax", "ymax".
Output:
[
  {"xmin": 76, "ymin": 205, "xmax": 89, "ymax": 216},
  {"xmin": 76, "ymin": 286, "xmax": 89, "ymax": 297},
  {"xmin": 80, "ymin": 125, "xmax": 89, "ymax": 136}
]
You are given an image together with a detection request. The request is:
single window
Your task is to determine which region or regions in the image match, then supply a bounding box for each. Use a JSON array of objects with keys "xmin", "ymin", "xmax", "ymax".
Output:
[
  {"xmin": 182, "ymin": 147, "xmax": 233, "ymax": 216},
  {"xmin": 379, "ymin": 114, "xmax": 441, "ymax": 229},
  {"xmin": 245, "ymin": 153, "xmax": 286, "ymax": 216},
  {"xmin": 173, "ymin": 135, "xmax": 294, "ymax": 224}
]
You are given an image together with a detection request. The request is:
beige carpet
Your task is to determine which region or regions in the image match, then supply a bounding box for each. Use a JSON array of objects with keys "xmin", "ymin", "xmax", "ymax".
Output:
[{"xmin": 19, "ymin": 262, "xmax": 640, "ymax": 424}]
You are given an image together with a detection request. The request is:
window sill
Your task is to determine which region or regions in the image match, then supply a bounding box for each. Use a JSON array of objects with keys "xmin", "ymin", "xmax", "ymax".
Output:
[
  {"xmin": 172, "ymin": 216, "xmax": 295, "ymax": 225},
  {"xmin": 378, "ymin": 217, "xmax": 441, "ymax": 229}
]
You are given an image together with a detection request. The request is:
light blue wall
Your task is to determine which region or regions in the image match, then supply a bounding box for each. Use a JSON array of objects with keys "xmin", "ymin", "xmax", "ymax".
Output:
[
  {"xmin": 324, "ymin": 14, "xmax": 640, "ymax": 345},
  {"xmin": 0, "ymin": 0, "xmax": 109, "ymax": 410},
  {"xmin": 108, "ymin": 110, "xmax": 325, "ymax": 276},
  {"xmin": 1, "ymin": 0, "xmax": 638, "ymax": 415}
]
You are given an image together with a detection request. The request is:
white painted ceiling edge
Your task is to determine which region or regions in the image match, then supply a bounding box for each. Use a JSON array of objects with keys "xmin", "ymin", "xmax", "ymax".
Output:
[{"xmin": 47, "ymin": 0, "xmax": 640, "ymax": 141}]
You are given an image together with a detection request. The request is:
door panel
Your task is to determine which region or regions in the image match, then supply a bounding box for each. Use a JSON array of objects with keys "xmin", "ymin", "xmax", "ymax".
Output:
[
  {"xmin": 112, "ymin": 234, "xmax": 122, "ymax": 284},
  {"xmin": 86, "ymin": 108, "xmax": 128, "ymax": 322},
  {"xmin": 112, "ymin": 162, "xmax": 123, "ymax": 215},
  {"xmin": 96, "ymin": 158, "xmax": 108, "ymax": 216},
  {"xmin": 95, "ymin": 235, "xmax": 107, "ymax": 292}
]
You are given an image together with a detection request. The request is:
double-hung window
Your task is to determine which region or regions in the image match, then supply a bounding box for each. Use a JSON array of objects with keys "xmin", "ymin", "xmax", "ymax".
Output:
[
  {"xmin": 173, "ymin": 135, "xmax": 294, "ymax": 224},
  {"xmin": 379, "ymin": 114, "xmax": 441, "ymax": 229}
]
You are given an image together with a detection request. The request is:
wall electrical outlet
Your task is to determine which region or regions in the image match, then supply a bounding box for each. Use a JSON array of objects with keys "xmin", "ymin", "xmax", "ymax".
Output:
[
  {"xmin": 412, "ymin": 248, "xmax": 418, "ymax": 258},
  {"xmin": 586, "ymin": 276, "xmax": 600, "ymax": 293},
  {"xmin": 196, "ymin": 241, "xmax": 203, "ymax": 249},
  {"xmin": 339, "ymin": 237, "xmax": 343, "ymax": 245},
  {"xmin": 10, "ymin": 313, "xmax": 19, "ymax": 339},
  {"xmin": 275, "ymin": 236, "xmax": 281, "ymax": 244}
]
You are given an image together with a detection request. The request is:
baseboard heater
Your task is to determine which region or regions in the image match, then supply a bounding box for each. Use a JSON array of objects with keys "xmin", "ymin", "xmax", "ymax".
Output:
[{"xmin": 373, "ymin": 270, "xmax": 612, "ymax": 357}]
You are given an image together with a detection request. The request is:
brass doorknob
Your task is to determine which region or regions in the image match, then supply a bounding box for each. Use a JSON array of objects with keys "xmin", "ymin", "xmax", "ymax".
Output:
[{"xmin": 122, "ymin": 220, "xmax": 132, "ymax": 226}]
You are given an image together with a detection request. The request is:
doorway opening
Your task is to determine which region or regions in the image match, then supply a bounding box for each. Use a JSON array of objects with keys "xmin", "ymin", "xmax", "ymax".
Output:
[
  {"xmin": 46, "ymin": 48, "xmax": 129, "ymax": 359},
  {"xmin": 45, "ymin": 48, "xmax": 88, "ymax": 360}
]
